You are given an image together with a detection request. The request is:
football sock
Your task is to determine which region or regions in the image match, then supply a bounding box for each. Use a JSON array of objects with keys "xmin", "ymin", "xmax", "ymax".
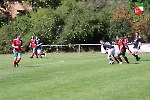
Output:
[
  {"xmin": 116, "ymin": 56, "xmax": 123, "ymax": 62},
  {"xmin": 133, "ymin": 54, "xmax": 138, "ymax": 58},
  {"xmin": 113, "ymin": 57, "xmax": 120, "ymax": 63},
  {"xmin": 133, "ymin": 54, "xmax": 139, "ymax": 60},
  {"xmin": 13, "ymin": 58, "xmax": 17, "ymax": 66},
  {"xmin": 13, "ymin": 60, "xmax": 16, "ymax": 66},
  {"xmin": 32, "ymin": 53, "xmax": 34, "ymax": 57},
  {"xmin": 109, "ymin": 57, "xmax": 113, "ymax": 61},
  {"xmin": 128, "ymin": 50, "xmax": 132, "ymax": 54},
  {"xmin": 16, "ymin": 58, "xmax": 21, "ymax": 64},
  {"xmin": 124, "ymin": 56, "xmax": 129, "ymax": 63}
]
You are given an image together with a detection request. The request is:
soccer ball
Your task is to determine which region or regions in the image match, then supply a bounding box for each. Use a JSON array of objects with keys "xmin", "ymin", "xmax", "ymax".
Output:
[{"xmin": 109, "ymin": 61, "xmax": 113, "ymax": 64}]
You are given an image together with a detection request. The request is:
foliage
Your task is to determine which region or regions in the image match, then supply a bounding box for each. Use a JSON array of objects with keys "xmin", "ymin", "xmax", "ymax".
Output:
[
  {"xmin": 0, "ymin": 25, "xmax": 13, "ymax": 54},
  {"xmin": 57, "ymin": 1, "xmax": 111, "ymax": 44},
  {"xmin": 0, "ymin": 14, "xmax": 6, "ymax": 27},
  {"xmin": 0, "ymin": 0, "xmax": 150, "ymax": 53},
  {"xmin": 129, "ymin": 13, "xmax": 150, "ymax": 42},
  {"xmin": 25, "ymin": 0, "xmax": 62, "ymax": 9},
  {"xmin": 108, "ymin": 18, "xmax": 132, "ymax": 41},
  {"xmin": 0, "ymin": 15, "xmax": 32, "ymax": 53}
]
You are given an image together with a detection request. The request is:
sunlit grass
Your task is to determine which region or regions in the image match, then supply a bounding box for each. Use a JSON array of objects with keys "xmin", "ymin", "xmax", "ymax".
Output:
[{"xmin": 0, "ymin": 52, "xmax": 150, "ymax": 100}]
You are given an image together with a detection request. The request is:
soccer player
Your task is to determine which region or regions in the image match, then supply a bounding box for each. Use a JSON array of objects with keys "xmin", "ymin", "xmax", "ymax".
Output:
[
  {"xmin": 131, "ymin": 32, "xmax": 142, "ymax": 61},
  {"xmin": 100, "ymin": 40, "xmax": 119, "ymax": 64},
  {"xmin": 115, "ymin": 35, "xmax": 129, "ymax": 64},
  {"xmin": 12, "ymin": 34, "xmax": 23, "ymax": 67},
  {"xmin": 29, "ymin": 36, "xmax": 38, "ymax": 58},
  {"xmin": 35, "ymin": 36, "xmax": 43, "ymax": 58},
  {"xmin": 124, "ymin": 35, "xmax": 132, "ymax": 54}
]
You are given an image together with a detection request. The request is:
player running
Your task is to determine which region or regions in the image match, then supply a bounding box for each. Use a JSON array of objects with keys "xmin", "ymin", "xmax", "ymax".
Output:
[
  {"xmin": 131, "ymin": 32, "xmax": 142, "ymax": 61},
  {"xmin": 115, "ymin": 35, "xmax": 129, "ymax": 64},
  {"xmin": 12, "ymin": 34, "xmax": 23, "ymax": 67},
  {"xmin": 123, "ymin": 35, "xmax": 132, "ymax": 54},
  {"xmin": 29, "ymin": 36, "xmax": 38, "ymax": 58},
  {"xmin": 100, "ymin": 40, "xmax": 119, "ymax": 64},
  {"xmin": 35, "ymin": 36, "xmax": 43, "ymax": 58}
]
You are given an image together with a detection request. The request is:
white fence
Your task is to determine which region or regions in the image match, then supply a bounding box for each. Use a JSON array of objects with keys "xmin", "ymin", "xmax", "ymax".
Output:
[
  {"xmin": 101, "ymin": 43, "xmax": 150, "ymax": 53},
  {"xmin": 42, "ymin": 43, "xmax": 150, "ymax": 53},
  {"xmin": 42, "ymin": 44, "xmax": 101, "ymax": 53}
]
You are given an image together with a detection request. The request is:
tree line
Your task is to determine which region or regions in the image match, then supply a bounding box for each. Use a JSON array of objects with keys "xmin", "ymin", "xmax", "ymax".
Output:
[{"xmin": 0, "ymin": 0, "xmax": 150, "ymax": 53}]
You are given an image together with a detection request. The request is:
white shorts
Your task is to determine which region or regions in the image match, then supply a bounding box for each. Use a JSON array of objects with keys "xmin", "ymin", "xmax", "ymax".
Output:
[
  {"xmin": 132, "ymin": 48, "xmax": 139, "ymax": 52},
  {"xmin": 37, "ymin": 49, "xmax": 42, "ymax": 54},
  {"xmin": 107, "ymin": 48, "xmax": 115, "ymax": 58}
]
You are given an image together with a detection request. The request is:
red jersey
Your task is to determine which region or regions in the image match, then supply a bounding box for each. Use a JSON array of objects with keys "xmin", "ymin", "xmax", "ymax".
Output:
[
  {"xmin": 30, "ymin": 39, "xmax": 36, "ymax": 48},
  {"xmin": 12, "ymin": 39, "xmax": 22, "ymax": 52},
  {"xmin": 118, "ymin": 39, "xmax": 126, "ymax": 52},
  {"xmin": 124, "ymin": 38, "xmax": 129, "ymax": 46}
]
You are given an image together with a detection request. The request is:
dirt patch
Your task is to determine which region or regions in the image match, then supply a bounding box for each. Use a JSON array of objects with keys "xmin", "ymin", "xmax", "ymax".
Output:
[{"xmin": 0, "ymin": 0, "xmax": 32, "ymax": 18}]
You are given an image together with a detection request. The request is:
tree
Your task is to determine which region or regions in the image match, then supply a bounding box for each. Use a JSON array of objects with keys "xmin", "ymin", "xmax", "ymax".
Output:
[
  {"xmin": 0, "ymin": 14, "xmax": 5, "ymax": 27},
  {"xmin": 25, "ymin": 0, "xmax": 62, "ymax": 9},
  {"xmin": 108, "ymin": 18, "xmax": 132, "ymax": 41}
]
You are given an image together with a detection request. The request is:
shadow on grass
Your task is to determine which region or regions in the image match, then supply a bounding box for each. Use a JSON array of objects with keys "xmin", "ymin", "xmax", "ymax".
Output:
[
  {"xmin": 22, "ymin": 65, "xmax": 40, "ymax": 67},
  {"xmin": 126, "ymin": 62, "xmax": 140, "ymax": 64},
  {"xmin": 140, "ymin": 59, "xmax": 150, "ymax": 61},
  {"xmin": 128, "ymin": 59, "xmax": 150, "ymax": 64},
  {"xmin": 113, "ymin": 62, "xmax": 140, "ymax": 64}
]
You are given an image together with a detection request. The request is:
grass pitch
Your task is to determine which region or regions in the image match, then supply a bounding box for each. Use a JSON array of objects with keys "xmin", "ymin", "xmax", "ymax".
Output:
[{"xmin": 0, "ymin": 52, "xmax": 150, "ymax": 100}]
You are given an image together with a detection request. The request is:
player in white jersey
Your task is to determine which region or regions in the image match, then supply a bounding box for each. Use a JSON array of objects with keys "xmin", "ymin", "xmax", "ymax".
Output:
[{"xmin": 100, "ymin": 40, "xmax": 119, "ymax": 64}]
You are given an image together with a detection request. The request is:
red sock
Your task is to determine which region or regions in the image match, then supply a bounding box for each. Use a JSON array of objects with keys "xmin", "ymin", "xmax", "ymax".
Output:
[
  {"xmin": 128, "ymin": 50, "xmax": 132, "ymax": 54},
  {"xmin": 16, "ymin": 59, "xmax": 21, "ymax": 64},
  {"xmin": 116, "ymin": 56, "xmax": 122, "ymax": 62},
  {"xmin": 13, "ymin": 58, "xmax": 17, "ymax": 66},
  {"xmin": 124, "ymin": 56, "xmax": 129, "ymax": 63},
  {"xmin": 32, "ymin": 53, "xmax": 34, "ymax": 57},
  {"xmin": 13, "ymin": 60, "xmax": 16, "ymax": 66}
]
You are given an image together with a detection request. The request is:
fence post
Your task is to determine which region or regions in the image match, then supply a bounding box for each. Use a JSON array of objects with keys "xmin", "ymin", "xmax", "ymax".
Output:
[
  {"xmin": 78, "ymin": 44, "xmax": 80, "ymax": 53},
  {"xmin": 56, "ymin": 46, "xmax": 58, "ymax": 54}
]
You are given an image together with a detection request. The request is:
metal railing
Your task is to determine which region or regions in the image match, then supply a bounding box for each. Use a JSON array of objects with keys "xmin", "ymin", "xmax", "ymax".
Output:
[{"xmin": 42, "ymin": 44, "xmax": 101, "ymax": 53}]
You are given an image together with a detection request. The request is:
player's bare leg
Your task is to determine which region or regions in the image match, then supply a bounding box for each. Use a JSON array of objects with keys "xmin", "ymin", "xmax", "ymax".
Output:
[
  {"xmin": 30, "ymin": 52, "xmax": 34, "ymax": 58},
  {"xmin": 126, "ymin": 47, "xmax": 132, "ymax": 54},
  {"xmin": 35, "ymin": 51, "xmax": 38, "ymax": 58},
  {"xmin": 15, "ymin": 55, "xmax": 21, "ymax": 67},
  {"xmin": 30, "ymin": 51, "xmax": 35, "ymax": 58},
  {"xmin": 37, "ymin": 49, "xmax": 42, "ymax": 58},
  {"xmin": 128, "ymin": 50, "xmax": 132, "ymax": 54}
]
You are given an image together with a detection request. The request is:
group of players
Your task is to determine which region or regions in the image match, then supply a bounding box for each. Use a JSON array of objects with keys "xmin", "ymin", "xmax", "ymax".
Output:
[
  {"xmin": 29, "ymin": 36, "xmax": 43, "ymax": 59},
  {"xmin": 12, "ymin": 32, "xmax": 142, "ymax": 67},
  {"xmin": 12, "ymin": 34, "xmax": 43, "ymax": 67},
  {"xmin": 100, "ymin": 32, "xmax": 142, "ymax": 64}
]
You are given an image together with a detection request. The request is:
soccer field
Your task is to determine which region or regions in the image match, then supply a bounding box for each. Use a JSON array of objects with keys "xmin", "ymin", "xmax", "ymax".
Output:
[{"xmin": 0, "ymin": 52, "xmax": 150, "ymax": 100}]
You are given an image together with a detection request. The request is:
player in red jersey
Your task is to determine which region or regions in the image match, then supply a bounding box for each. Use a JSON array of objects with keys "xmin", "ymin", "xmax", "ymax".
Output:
[
  {"xmin": 12, "ymin": 34, "xmax": 23, "ymax": 67},
  {"xmin": 115, "ymin": 35, "xmax": 129, "ymax": 64},
  {"xmin": 123, "ymin": 36, "xmax": 132, "ymax": 54},
  {"xmin": 29, "ymin": 36, "xmax": 38, "ymax": 58}
]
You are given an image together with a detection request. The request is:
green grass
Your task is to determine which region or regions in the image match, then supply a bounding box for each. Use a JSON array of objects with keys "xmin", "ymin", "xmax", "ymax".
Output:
[{"xmin": 0, "ymin": 52, "xmax": 150, "ymax": 100}]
